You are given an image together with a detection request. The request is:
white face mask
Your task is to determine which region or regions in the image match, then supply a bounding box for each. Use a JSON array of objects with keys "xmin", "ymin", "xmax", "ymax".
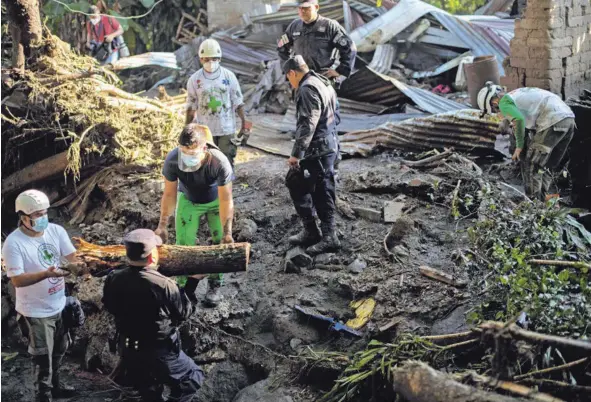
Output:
[
  {"xmin": 90, "ymin": 17, "xmax": 100, "ymax": 25},
  {"xmin": 203, "ymin": 61, "xmax": 220, "ymax": 73}
]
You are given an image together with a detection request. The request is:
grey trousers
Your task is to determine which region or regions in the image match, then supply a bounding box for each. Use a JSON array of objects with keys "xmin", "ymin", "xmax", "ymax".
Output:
[{"xmin": 19, "ymin": 312, "xmax": 68, "ymax": 394}]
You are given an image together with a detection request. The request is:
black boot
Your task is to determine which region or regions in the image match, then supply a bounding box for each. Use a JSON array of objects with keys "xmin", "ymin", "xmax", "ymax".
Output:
[
  {"xmin": 204, "ymin": 278, "xmax": 223, "ymax": 307},
  {"xmin": 306, "ymin": 230, "xmax": 341, "ymax": 256},
  {"xmin": 288, "ymin": 219, "xmax": 321, "ymax": 247},
  {"xmin": 184, "ymin": 277, "xmax": 200, "ymax": 304},
  {"xmin": 51, "ymin": 355, "xmax": 76, "ymax": 398},
  {"xmin": 33, "ymin": 355, "xmax": 52, "ymax": 402}
]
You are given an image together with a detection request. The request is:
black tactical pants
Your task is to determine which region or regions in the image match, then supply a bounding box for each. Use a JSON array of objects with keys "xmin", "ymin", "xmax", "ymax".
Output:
[
  {"xmin": 286, "ymin": 151, "xmax": 337, "ymax": 233},
  {"xmin": 120, "ymin": 332, "xmax": 204, "ymax": 402}
]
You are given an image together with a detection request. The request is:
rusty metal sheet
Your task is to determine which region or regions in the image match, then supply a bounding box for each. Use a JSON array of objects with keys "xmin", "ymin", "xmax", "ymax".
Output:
[{"xmin": 340, "ymin": 109, "xmax": 504, "ymax": 156}]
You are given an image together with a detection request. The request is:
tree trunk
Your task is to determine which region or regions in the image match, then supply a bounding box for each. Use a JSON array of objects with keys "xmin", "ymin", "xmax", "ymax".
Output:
[
  {"xmin": 73, "ymin": 238, "xmax": 250, "ymax": 277},
  {"xmin": 391, "ymin": 361, "xmax": 528, "ymax": 402},
  {"xmin": 1, "ymin": 152, "xmax": 69, "ymax": 194},
  {"xmin": 4, "ymin": 0, "xmax": 43, "ymax": 71}
]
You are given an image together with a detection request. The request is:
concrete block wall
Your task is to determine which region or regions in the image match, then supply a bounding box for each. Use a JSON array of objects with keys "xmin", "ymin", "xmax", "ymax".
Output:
[{"xmin": 501, "ymin": 0, "xmax": 591, "ymax": 99}]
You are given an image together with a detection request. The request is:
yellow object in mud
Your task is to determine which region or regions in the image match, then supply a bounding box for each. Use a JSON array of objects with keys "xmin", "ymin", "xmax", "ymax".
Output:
[{"xmin": 346, "ymin": 298, "xmax": 376, "ymax": 329}]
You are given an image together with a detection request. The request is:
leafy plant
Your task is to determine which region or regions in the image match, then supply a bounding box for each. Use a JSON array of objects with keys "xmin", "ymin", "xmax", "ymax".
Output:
[{"xmin": 467, "ymin": 197, "xmax": 591, "ymax": 338}]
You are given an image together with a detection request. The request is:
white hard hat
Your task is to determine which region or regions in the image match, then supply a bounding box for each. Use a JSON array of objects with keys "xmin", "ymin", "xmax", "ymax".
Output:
[
  {"xmin": 477, "ymin": 81, "xmax": 502, "ymax": 114},
  {"xmin": 15, "ymin": 190, "xmax": 50, "ymax": 215},
  {"xmin": 198, "ymin": 39, "xmax": 222, "ymax": 59}
]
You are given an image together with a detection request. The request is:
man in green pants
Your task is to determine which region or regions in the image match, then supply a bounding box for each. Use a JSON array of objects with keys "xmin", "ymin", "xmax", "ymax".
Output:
[{"xmin": 155, "ymin": 124, "xmax": 234, "ymax": 307}]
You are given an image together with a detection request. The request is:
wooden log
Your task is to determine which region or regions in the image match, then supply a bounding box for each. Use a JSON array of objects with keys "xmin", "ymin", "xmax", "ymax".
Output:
[
  {"xmin": 73, "ymin": 238, "xmax": 249, "ymax": 277},
  {"xmin": 390, "ymin": 361, "xmax": 526, "ymax": 402},
  {"xmin": 419, "ymin": 265, "xmax": 467, "ymax": 288},
  {"xmin": 2, "ymin": 151, "xmax": 69, "ymax": 194}
]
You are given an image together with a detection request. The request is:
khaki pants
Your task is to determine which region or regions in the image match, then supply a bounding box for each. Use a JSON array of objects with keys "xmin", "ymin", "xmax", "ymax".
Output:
[
  {"xmin": 213, "ymin": 135, "xmax": 237, "ymax": 167},
  {"xmin": 521, "ymin": 118, "xmax": 575, "ymax": 200},
  {"xmin": 19, "ymin": 312, "xmax": 68, "ymax": 394}
]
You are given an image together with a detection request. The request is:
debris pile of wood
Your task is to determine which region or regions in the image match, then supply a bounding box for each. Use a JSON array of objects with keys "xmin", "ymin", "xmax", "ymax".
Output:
[{"xmin": 1, "ymin": 35, "xmax": 184, "ymax": 198}]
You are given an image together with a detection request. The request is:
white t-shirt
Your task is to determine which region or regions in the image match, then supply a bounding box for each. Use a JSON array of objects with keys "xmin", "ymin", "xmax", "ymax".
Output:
[
  {"xmin": 505, "ymin": 88, "xmax": 574, "ymax": 132},
  {"xmin": 186, "ymin": 66, "xmax": 244, "ymax": 136},
  {"xmin": 2, "ymin": 223, "xmax": 76, "ymax": 318}
]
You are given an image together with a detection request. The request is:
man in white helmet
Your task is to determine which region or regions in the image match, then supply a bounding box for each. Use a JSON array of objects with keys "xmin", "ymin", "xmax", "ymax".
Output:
[
  {"xmin": 477, "ymin": 83, "xmax": 575, "ymax": 200},
  {"xmin": 185, "ymin": 38, "xmax": 249, "ymax": 167},
  {"xmin": 2, "ymin": 190, "xmax": 79, "ymax": 401}
]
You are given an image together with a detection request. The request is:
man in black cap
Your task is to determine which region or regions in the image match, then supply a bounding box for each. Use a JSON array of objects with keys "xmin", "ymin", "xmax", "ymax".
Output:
[
  {"xmin": 102, "ymin": 229, "xmax": 204, "ymax": 402},
  {"xmin": 283, "ymin": 56, "xmax": 340, "ymax": 255},
  {"xmin": 277, "ymin": 0, "xmax": 356, "ymax": 81}
]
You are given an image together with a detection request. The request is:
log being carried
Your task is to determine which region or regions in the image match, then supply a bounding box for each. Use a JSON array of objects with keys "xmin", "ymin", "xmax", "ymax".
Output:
[{"xmin": 72, "ymin": 237, "xmax": 250, "ymax": 277}]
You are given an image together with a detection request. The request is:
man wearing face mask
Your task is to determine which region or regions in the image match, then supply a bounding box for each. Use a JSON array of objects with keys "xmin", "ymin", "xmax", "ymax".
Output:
[
  {"xmin": 2, "ymin": 190, "xmax": 79, "ymax": 402},
  {"xmin": 277, "ymin": 0, "xmax": 356, "ymax": 81},
  {"xmin": 155, "ymin": 124, "xmax": 234, "ymax": 307},
  {"xmin": 283, "ymin": 56, "xmax": 340, "ymax": 255},
  {"xmin": 185, "ymin": 38, "xmax": 248, "ymax": 168},
  {"xmin": 86, "ymin": 5, "xmax": 125, "ymax": 64}
]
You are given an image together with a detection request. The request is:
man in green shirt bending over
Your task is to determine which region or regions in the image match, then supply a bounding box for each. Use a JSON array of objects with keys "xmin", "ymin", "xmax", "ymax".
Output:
[
  {"xmin": 156, "ymin": 124, "xmax": 234, "ymax": 307},
  {"xmin": 477, "ymin": 83, "xmax": 575, "ymax": 200}
]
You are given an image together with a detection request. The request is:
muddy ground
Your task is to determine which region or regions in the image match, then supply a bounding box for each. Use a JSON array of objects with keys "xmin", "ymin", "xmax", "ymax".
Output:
[{"xmin": 2, "ymin": 146, "xmax": 512, "ymax": 401}]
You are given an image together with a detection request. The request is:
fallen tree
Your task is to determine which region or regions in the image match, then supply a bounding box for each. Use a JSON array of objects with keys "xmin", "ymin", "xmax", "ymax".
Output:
[{"xmin": 74, "ymin": 238, "xmax": 250, "ymax": 276}]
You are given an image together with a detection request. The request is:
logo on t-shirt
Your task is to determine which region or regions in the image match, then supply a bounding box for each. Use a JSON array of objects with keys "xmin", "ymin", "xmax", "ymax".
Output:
[{"xmin": 38, "ymin": 243, "xmax": 59, "ymax": 268}]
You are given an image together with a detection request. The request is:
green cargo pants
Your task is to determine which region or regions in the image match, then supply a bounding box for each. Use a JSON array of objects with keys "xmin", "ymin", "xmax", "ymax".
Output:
[{"xmin": 175, "ymin": 192, "xmax": 223, "ymax": 286}]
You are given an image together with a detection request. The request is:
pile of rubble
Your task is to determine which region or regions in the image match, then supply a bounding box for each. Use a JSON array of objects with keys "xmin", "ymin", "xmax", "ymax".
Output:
[{"xmin": 164, "ymin": 0, "xmax": 517, "ymax": 156}]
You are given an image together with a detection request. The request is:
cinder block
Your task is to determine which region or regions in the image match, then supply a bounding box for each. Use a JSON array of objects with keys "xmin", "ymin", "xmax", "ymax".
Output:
[{"xmin": 509, "ymin": 56, "xmax": 532, "ymax": 68}]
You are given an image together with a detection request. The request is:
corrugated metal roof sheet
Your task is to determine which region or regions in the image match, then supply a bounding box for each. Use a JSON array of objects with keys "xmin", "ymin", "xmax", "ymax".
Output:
[
  {"xmin": 111, "ymin": 52, "xmax": 179, "ymax": 70},
  {"xmin": 339, "ymin": 66, "xmax": 466, "ymax": 113},
  {"xmin": 340, "ymin": 109, "xmax": 503, "ymax": 156},
  {"xmin": 368, "ymin": 44, "xmax": 397, "ymax": 74},
  {"xmin": 432, "ymin": 12, "xmax": 510, "ymax": 75},
  {"xmin": 250, "ymin": 2, "xmax": 345, "ymax": 25},
  {"xmin": 475, "ymin": 0, "xmax": 514, "ymax": 15}
]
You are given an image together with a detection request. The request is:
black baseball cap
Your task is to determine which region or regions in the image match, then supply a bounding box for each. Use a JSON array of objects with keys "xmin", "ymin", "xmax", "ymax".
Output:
[
  {"xmin": 282, "ymin": 55, "xmax": 307, "ymax": 74},
  {"xmin": 124, "ymin": 229, "xmax": 163, "ymax": 260}
]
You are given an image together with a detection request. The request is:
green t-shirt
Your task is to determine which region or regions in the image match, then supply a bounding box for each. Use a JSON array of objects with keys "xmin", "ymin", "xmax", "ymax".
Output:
[{"xmin": 498, "ymin": 95, "xmax": 526, "ymax": 149}]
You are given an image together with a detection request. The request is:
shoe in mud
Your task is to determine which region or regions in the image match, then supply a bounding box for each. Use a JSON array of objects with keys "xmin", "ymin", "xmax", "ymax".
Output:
[
  {"xmin": 306, "ymin": 232, "xmax": 341, "ymax": 256},
  {"xmin": 288, "ymin": 221, "xmax": 321, "ymax": 247},
  {"xmin": 204, "ymin": 279, "xmax": 223, "ymax": 307}
]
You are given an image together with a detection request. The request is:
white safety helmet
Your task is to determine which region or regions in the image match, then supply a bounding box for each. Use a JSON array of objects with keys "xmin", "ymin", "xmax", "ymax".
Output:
[
  {"xmin": 477, "ymin": 81, "xmax": 503, "ymax": 115},
  {"xmin": 15, "ymin": 189, "xmax": 50, "ymax": 215},
  {"xmin": 198, "ymin": 39, "xmax": 222, "ymax": 59}
]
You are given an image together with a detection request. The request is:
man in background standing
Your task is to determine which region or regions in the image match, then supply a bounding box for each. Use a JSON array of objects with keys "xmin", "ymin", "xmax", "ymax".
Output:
[
  {"xmin": 86, "ymin": 5, "xmax": 125, "ymax": 64},
  {"xmin": 186, "ymin": 38, "xmax": 250, "ymax": 167}
]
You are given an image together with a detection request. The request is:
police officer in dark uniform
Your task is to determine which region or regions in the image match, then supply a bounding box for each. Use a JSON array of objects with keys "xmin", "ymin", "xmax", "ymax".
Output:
[
  {"xmin": 102, "ymin": 229, "xmax": 204, "ymax": 401},
  {"xmin": 284, "ymin": 56, "xmax": 340, "ymax": 255},
  {"xmin": 277, "ymin": 0, "xmax": 355, "ymax": 80}
]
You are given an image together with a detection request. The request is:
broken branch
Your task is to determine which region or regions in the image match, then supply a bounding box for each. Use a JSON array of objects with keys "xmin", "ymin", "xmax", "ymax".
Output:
[
  {"xmin": 528, "ymin": 259, "xmax": 591, "ymax": 270},
  {"xmin": 513, "ymin": 357, "xmax": 589, "ymax": 381},
  {"xmin": 401, "ymin": 148, "xmax": 453, "ymax": 167},
  {"xmin": 419, "ymin": 265, "xmax": 467, "ymax": 288}
]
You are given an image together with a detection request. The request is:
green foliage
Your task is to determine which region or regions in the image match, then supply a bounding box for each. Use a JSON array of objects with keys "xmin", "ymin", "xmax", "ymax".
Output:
[
  {"xmin": 424, "ymin": 0, "xmax": 488, "ymax": 14},
  {"xmin": 467, "ymin": 198, "xmax": 591, "ymax": 338},
  {"xmin": 311, "ymin": 335, "xmax": 455, "ymax": 402}
]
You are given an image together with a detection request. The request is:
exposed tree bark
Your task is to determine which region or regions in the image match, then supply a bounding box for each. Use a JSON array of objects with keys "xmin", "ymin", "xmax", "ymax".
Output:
[
  {"xmin": 4, "ymin": 0, "xmax": 43, "ymax": 71},
  {"xmin": 73, "ymin": 238, "xmax": 250, "ymax": 277},
  {"xmin": 391, "ymin": 361, "xmax": 537, "ymax": 402},
  {"xmin": 1, "ymin": 152, "xmax": 69, "ymax": 194}
]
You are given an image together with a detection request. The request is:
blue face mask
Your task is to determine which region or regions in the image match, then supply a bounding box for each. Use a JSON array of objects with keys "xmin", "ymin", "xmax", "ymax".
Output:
[
  {"xmin": 180, "ymin": 151, "xmax": 203, "ymax": 168},
  {"xmin": 30, "ymin": 215, "xmax": 49, "ymax": 232}
]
